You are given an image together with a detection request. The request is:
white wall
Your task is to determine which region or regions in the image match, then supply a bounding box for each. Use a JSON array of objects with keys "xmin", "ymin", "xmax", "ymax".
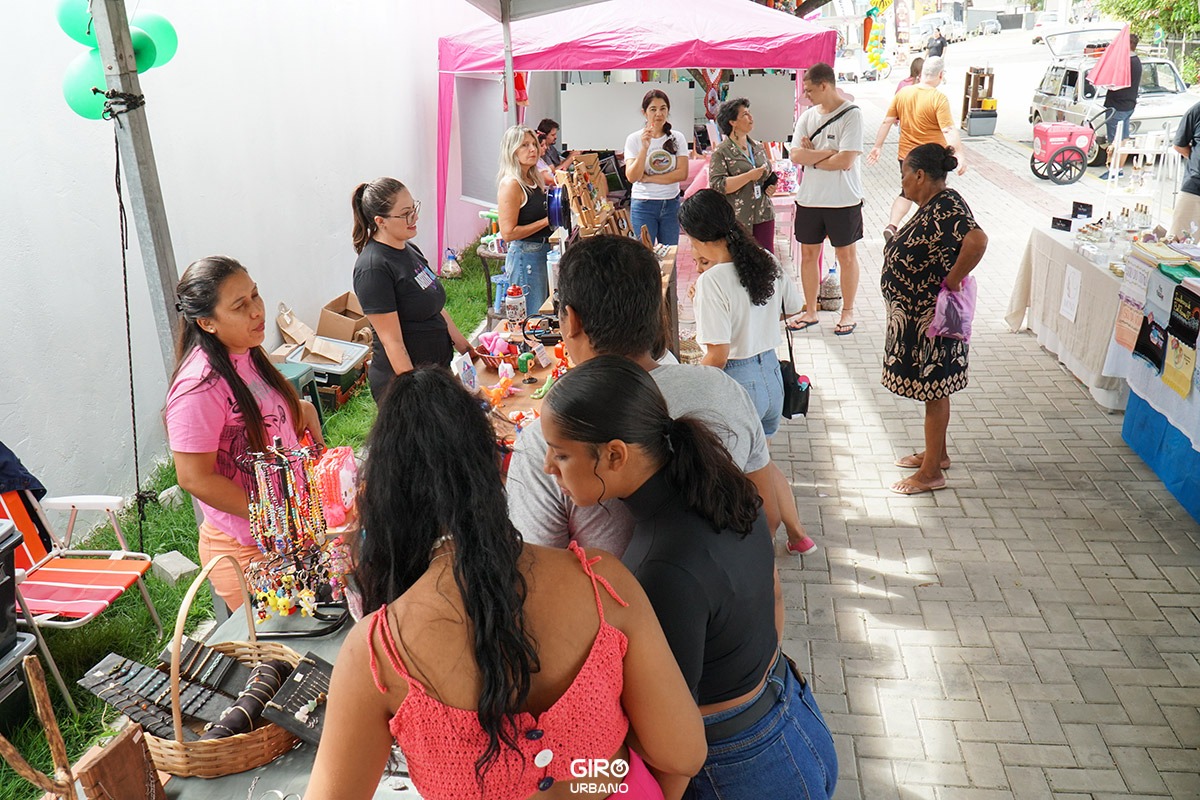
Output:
[{"xmin": 0, "ymin": 1, "xmax": 492, "ymax": 501}]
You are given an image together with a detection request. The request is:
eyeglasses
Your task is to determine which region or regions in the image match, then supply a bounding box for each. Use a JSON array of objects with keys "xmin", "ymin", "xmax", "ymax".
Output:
[{"xmin": 382, "ymin": 201, "xmax": 421, "ymax": 224}]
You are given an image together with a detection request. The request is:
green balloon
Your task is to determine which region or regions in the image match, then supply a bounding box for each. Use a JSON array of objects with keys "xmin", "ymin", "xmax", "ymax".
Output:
[
  {"xmin": 130, "ymin": 27, "xmax": 157, "ymax": 72},
  {"xmin": 62, "ymin": 49, "xmax": 105, "ymax": 120},
  {"xmin": 131, "ymin": 11, "xmax": 178, "ymax": 67},
  {"xmin": 56, "ymin": 0, "xmax": 96, "ymax": 45}
]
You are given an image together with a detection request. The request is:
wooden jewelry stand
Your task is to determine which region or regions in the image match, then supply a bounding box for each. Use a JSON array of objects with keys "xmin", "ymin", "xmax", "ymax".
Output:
[
  {"xmin": 560, "ymin": 163, "xmax": 656, "ymax": 248},
  {"xmin": 0, "ymin": 655, "xmax": 166, "ymax": 800}
]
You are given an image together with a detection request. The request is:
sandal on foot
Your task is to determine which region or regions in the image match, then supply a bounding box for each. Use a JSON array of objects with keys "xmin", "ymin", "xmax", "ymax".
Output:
[
  {"xmin": 894, "ymin": 453, "xmax": 952, "ymax": 470},
  {"xmin": 786, "ymin": 318, "xmax": 819, "ymax": 331},
  {"xmin": 834, "ymin": 322, "xmax": 857, "ymax": 336},
  {"xmin": 889, "ymin": 477, "xmax": 947, "ymax": 495}
]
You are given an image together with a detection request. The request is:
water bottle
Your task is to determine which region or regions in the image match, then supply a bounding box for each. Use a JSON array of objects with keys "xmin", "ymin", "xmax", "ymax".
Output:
[
  {"xmin": 441, "ymin": 248, "xmax": 462, "ymax": 278},
  {"xmin": 546, "ymin": 249, "xmax": 562, "ymax": 296},
  {"xmin": 818, "ymin": 260, "xmax": 842, "ymax": 312},
  {"xmin": 504, "ymin": 284, "xmax": 528, "ymax": 327}
]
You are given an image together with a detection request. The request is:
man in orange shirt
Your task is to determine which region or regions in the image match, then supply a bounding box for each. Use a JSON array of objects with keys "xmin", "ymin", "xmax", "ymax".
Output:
[{"xmin": 866, "ymin": 57, "xmax": 966, "ymax": 240}]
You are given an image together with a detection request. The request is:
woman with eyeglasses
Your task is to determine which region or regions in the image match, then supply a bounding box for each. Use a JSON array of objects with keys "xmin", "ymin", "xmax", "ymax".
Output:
[{"xmin": 351, "ymin": 177, "xmax": 472, "ymax": 402}]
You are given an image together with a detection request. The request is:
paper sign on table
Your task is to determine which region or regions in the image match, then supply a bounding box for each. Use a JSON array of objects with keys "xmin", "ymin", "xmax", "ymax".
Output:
[
  {"xmin": 1134, "ymin": 316, "xmax": 1167, "ymax": 373},
  {"xmin": 1163, "ymin": 334, "xmax": 1196, "ymax": 398},
  {"xmin": 1060, "ymin": 266, "xmax": 1081, "ymax": 323},
  {"xmin": 1113, "ymin": 295, "xmax": 1143, "ymax": 351},
  {"xmin": 1121, "ymin": 257, "xmax": 1151, "ymax": 305},
  {"xmin": 1168, "ymin": 284, "xmax": 1200, "ymax": 347}
]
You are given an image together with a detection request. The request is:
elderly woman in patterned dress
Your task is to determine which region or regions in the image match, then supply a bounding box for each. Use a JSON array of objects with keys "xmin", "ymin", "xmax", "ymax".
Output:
[{"xmin": 882, "ymin": 143, "xmax": 987, "ymax": 495}]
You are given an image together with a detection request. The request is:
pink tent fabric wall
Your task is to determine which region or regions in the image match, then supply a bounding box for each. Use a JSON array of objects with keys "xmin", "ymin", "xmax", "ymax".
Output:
[{"xmin": 436, "ymin": 0, "xmax": 837, "ymax": 259}]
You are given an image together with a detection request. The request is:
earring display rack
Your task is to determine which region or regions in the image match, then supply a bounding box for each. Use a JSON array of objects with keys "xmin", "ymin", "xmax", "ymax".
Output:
[
  {"xmin": 262, "ymin": 653, "xmax": 334, "ymax": 745},
  {"xmin": 79, "ymin": 653, "xmax": 232, "ymax": 729}
]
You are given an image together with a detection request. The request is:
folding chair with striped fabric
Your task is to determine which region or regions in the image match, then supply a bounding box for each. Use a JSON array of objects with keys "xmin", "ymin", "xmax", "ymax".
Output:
[{"xmin": 0, "ymin": 490, "xmax": 163, "ymax": 713}]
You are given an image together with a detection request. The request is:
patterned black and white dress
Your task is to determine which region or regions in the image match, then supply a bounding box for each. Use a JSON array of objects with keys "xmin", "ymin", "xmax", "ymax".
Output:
[{"xmin": 881, "ymin": 188, "xmax": 978, "ymax": 401}]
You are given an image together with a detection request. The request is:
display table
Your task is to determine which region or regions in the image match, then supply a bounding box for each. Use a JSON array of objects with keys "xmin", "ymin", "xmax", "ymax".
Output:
[
  {"xmin": 1103, "ymin": 339, "xmax": 1200, "ymax": 522},
  {"xmin": 1006, "ymin": 227, "xmax": 1129, "ymax": 410},
  {"xmin": 164, "ymin": 613, "xmax": 422, "ymax": 799}
]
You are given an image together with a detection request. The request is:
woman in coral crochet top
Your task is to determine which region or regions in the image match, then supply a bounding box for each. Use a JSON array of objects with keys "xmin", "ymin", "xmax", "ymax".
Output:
[{"xmin": 306, "ymin": 368, "xmax": 704, "ymax": 800}]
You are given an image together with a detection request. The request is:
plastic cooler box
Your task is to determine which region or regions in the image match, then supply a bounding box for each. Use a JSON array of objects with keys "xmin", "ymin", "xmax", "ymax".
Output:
[
  {"xmin": 0, "ymin": 632, "xmax": 36, "ymax": 734},
  {"xmin": 285, "ymin": 336, "xmax": 370, "ymax": 391},
  {"xmin": 1033, "ymin": 122, "xmax": 1094, "ymax": 163},
  {"xmin": 0, "ymin": 521, "xmax": 22, "ymax": 659}
]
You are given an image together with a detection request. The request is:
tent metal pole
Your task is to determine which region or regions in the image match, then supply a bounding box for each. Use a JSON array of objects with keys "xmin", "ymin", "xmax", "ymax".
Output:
[
  {"xmin": 91, "ymin": 0, "xmax": 180, "ymax": 378},
  {"xmin": 502, "ymin": 0, "xmax": 518, "ymax": 126}
]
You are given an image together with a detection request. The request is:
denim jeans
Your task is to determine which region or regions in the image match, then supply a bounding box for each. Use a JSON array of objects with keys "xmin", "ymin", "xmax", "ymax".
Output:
[
  {"xmin": 504, "ymin": 239, "xmax": 550, "ymax": 315},
  {"xmin": 1104, "ymin": 107, "xmax": 1135, "ymax": 144},
  {"xmin": 723, "ymin": 349, "xmax": 784, "ymax": 437},
  {"xmin": 630, "ymin": 196, "xmax": 681, "ymax": 246},
  {"xmin": 690, "ymin": 658, "xmax": 837, "ymax": 800}
]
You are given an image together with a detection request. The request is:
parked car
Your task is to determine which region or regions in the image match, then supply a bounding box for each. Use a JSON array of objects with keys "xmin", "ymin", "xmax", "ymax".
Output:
[
  {"xmin": 1032, "ymin": 12, "xmax": 1059, "ymax": 44},
  {"xmin": 1029, "ymin": 28, "xmax": 1194, "ymax": 164},
  {"xmin": 974, "ymin": 19, "xmax": 1001, "ymax": 36}
]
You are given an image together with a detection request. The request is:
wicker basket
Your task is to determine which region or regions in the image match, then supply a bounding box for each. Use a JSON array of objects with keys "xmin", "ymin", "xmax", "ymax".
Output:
[
  {"xmin": 473, "ymin": 344, "xmax": 520, "ymax": 370},
  {"xmin": 144, "ymin": 555, "xmax": 302, "ymax": 778}
]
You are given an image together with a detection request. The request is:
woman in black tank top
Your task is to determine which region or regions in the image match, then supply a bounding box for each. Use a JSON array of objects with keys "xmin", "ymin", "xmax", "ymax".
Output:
[{"xmin": 497, "ymin": 126, "xmax": 553, "ymax": 315}]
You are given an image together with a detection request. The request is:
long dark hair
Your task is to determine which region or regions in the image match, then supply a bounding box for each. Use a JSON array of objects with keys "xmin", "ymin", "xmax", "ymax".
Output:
[
  {"xmin": 544, "ymin": 356, "xmax": 760, "ymax": 535},
  {"xmin": 351, "ymin": 177, "xmax": 406, "ymax": 254},
  {"xmin": 171, "ymin": 256, "xmax": 303, "ymax": 453},
  {"xmin": 641, "ymin": 89, "xmax": 678, "ymax": 155},
  {"xmin": 355, "ymin": 367, "xmax": 539, "ymax": 784},
  {"xmin": 678, "ymin": 189, "xmax": 779, "ymax": 305}
]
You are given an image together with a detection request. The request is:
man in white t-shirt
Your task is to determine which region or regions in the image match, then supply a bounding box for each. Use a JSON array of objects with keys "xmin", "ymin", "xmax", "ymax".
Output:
[{"xmin": 788, "ymin": 62, "xmax": 865, "ymax": 336}]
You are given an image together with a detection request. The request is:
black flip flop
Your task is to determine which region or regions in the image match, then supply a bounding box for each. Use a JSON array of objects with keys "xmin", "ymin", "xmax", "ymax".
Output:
[
  {"xmin": 786, "ymin": 319, "xmax": 819, "ymax": 332},
  {"xmin": 834, "ymin": 323, "xmax": 857, "ymax": 336}
]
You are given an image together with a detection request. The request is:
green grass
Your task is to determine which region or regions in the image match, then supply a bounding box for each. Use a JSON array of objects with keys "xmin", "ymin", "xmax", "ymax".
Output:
[
  {"xmin": 0, "ymin": 264, "xmax": 489, "ymax": 799},
  {"xmin": 443, "ymin": 236, "xmax": 491, "ymax": 335}
]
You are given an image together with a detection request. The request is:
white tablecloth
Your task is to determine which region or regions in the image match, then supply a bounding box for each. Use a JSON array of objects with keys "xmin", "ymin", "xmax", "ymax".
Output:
[
  {"xmin": 1006, "ymin": 228, "xmax": 1129, "ymax": 411},
  {"xmin": 1105, "ymin": 340, "xmax": 1200, "ymax": 450}
]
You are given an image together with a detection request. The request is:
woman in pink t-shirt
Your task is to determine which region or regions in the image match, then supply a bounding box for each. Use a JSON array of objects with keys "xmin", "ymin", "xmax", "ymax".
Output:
[{"xmin": 165, "ymin": 256, "xmax": 323, "ymax": 610}]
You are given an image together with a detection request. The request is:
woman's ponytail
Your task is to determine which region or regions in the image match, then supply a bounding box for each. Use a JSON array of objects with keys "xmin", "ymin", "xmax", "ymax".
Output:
[
  {"xmin": 662, "ymin": 121, "xmax": 678, "ymax": 155},
  {"xmin": 679, "ymin": 189, "xmax": 779, "ymax": 305},
  {"xmin": 351, "ymin": 178, "xmax": 407, "ymax": 254},
  {"xmin": 545, "ymin": 356, "xmax": 761, "ymax": 536},
  {"xmin": 663, "ymin": 418, "xmax": 760, "ymax": 535}
]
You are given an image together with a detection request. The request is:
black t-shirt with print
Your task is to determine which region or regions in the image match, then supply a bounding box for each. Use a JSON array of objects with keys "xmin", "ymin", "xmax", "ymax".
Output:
[{"xmin": 353, "ymin": 239, "xmax": 449, "ymax": 373}]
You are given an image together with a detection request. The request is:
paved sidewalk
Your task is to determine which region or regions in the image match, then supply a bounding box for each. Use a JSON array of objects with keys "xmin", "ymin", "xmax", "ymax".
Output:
[{"xmin": 773, "ymin": 98, "xmax": 1200, "ymax": 799}]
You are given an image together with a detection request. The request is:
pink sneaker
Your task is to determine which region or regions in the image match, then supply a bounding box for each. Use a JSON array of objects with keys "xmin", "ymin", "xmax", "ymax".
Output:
[{"xmin": 786, "ymin": 536, "xmax": 818, "ymax": 556}]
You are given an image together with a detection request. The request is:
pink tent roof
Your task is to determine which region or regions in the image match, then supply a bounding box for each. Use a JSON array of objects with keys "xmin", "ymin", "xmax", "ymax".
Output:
[
  {"xmin": 435, "ymin": 0, "xmax": 836, "ymax": 259},
  {"xmin": 440, "ymin": 0, "xmax": 837, "ymax": 72}
]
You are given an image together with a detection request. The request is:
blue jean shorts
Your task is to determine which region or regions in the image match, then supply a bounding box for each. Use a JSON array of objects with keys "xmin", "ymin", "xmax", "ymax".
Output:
[
  {"xmin": 503, "ymin": 239, "xmax": 550, "ymax": 315},
  {"xmin": 690, "ymin": 654, "xmax": 838, "ymax": 800},
  {"xmin": 723, "ymin": 349, "xmax": 784, "ymax": 437},
  {"xmin": 1105, "ymin": 107, "xmax": 1135, "ymax": 143}
]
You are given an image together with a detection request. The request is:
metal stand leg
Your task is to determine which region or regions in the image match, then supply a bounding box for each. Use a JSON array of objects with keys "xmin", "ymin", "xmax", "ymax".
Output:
[{"xmin": 14, "ymin": 587, "xmax": 77, "ymax": 715}]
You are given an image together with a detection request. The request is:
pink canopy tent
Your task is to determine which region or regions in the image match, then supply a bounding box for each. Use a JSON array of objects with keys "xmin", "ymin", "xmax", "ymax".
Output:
[{"xmin": 436, "ymin": 0, "xmax": 837, "ymax": 258}]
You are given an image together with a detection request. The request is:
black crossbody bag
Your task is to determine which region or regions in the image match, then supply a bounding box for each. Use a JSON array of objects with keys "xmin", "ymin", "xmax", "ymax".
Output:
[{"xmin": 795, "ymin": 104, "xmax": 859, "ymax": 173}]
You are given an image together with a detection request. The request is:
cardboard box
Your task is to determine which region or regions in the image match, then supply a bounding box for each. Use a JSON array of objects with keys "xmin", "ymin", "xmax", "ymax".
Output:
[
  {"xmin": 268, "ymin": 344, "xmax": 297, "ymax": 364},
  {"xmin": 318, "ymin": 292, "xmax": 372, "ymax": 343}
]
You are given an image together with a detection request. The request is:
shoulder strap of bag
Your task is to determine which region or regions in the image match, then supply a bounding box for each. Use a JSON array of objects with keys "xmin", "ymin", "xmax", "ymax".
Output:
[
  {"xmin": 785, "ymin": 322, "xmax": 795, "ymax": 365},
  {"xmin": 807, "ymin": 104, "xmax": 859, "ymax": 141}
]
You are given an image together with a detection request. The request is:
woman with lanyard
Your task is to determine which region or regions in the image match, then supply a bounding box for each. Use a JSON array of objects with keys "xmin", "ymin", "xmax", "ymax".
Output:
[
  {"xmin": 541, "ymin": 356, "xmax": 837, "ymax": 800},
  {"xmin": 624, "ymin": 90, "xmax": 690, "ymax": 246},
  {"xmin": 709, "ymin": 97, "xmax": 777, "ymax": 253},
  {"xmin": 351, "ymin": 177, "xmax": 472, "ymax": 403},
  {"xmin": 166, "ymin": 256, "xmax": 324, "ymax": 612},
  {"xmin": 498, "ymin": 125, "xmax": 552, "ymax": 314}
]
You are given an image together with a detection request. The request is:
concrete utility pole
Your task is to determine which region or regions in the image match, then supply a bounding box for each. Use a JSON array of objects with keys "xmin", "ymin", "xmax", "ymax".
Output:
[{"xmin": 90, "ymin": 0, "xmax": 180, "ymax": 378}]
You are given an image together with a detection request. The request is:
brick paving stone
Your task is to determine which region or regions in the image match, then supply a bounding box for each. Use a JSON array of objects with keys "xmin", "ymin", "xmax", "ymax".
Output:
[{"xmin": 770, "ymin": 88, "xmax": 1200, "ymax": 796}]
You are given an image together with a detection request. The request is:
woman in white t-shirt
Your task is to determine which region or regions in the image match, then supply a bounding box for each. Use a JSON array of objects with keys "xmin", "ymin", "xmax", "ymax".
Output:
[
  {"xmin": 680, "ymin": 188, "xmax": 817, "ymax": 557},
  {"xmin": 624, "ymin": 90, "xmax": 690, "ymax": 246}
]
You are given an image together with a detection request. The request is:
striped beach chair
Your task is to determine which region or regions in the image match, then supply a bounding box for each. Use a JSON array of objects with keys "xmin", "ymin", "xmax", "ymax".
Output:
[{"xmin": 0, "ymin": 490, "xmax": 162, "ymax": 712}]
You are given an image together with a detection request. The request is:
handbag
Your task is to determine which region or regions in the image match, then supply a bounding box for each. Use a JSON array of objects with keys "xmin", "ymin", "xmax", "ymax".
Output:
[{"xmin": 779, "ymin": 326, "xmax": 811, "ymax": 419}]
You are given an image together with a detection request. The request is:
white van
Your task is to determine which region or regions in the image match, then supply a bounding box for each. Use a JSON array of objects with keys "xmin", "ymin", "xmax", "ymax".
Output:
[{"xmin": 1029, "ymin": 28, "xmax": 1193, "ymax": 163}]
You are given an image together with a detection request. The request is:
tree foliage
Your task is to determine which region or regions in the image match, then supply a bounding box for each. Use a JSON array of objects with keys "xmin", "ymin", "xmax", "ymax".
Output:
[{"xmin": 1098, "ymin": 0, "xmax": 1200, "ymax": 39}]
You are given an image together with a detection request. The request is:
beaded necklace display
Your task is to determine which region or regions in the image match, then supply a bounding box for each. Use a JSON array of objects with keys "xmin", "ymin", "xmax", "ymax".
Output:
[{"xmin": 242, "ymin": 437, "xmax": 351, "ymax": 623}]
